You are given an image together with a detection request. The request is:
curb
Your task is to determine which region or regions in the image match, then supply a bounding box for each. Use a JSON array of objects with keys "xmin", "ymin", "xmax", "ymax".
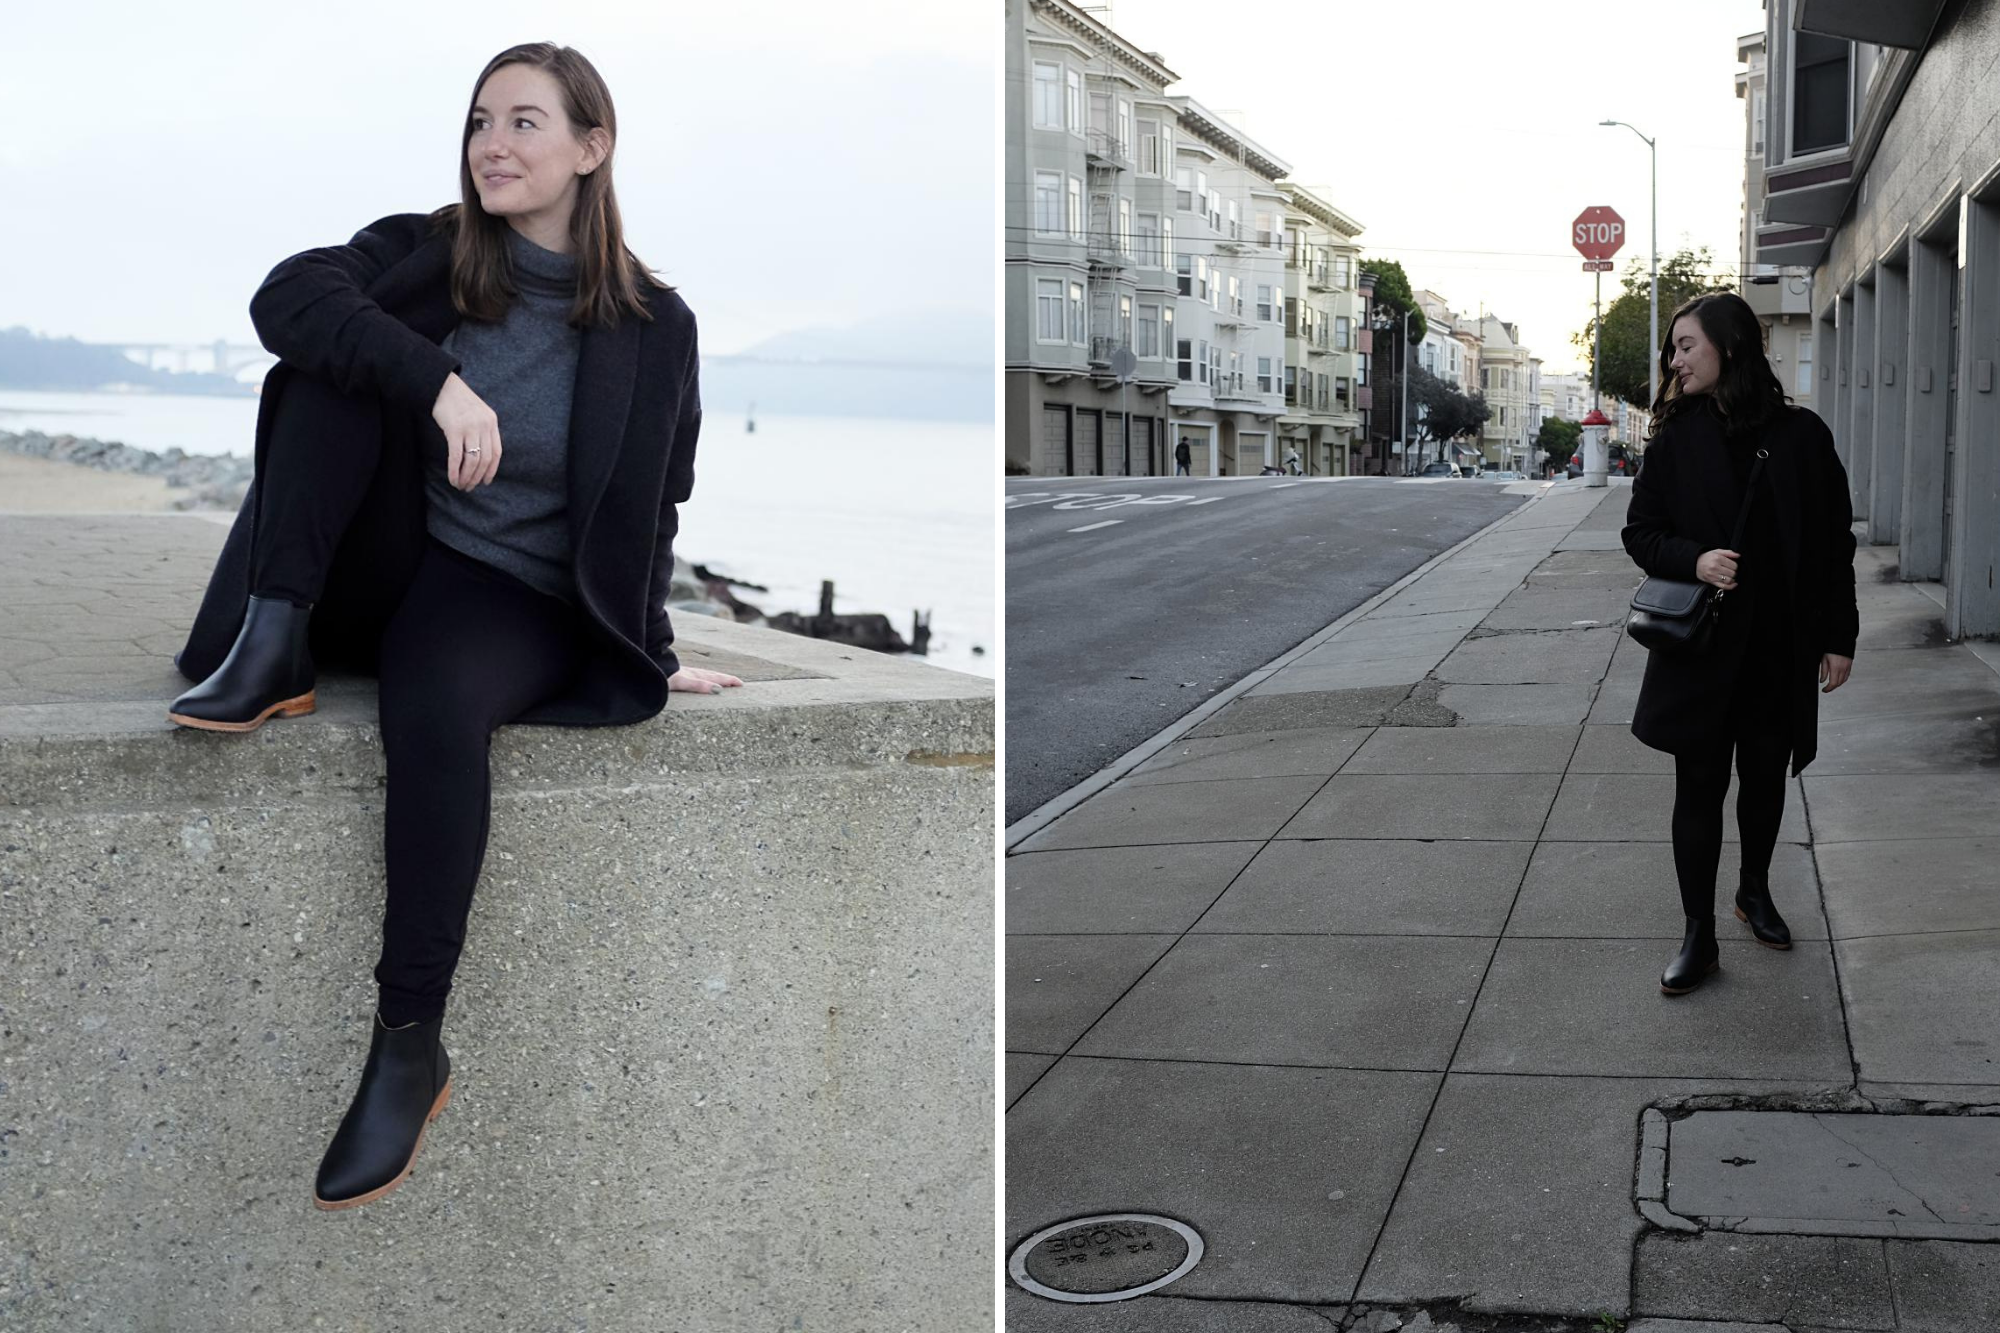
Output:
[{"xmin": 1004, "ymin": 481, "xmax": 1587, "ymax": 850}]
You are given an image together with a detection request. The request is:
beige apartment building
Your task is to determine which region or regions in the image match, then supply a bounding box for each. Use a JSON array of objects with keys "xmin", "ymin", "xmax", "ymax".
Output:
[
  {"xmin": 1473, "ymin": 315, "xmax": 1533, "ymax": 473},
  {"xmin": 1277, "ymin": 184, "xmax": 1366, "ymax": 476}
]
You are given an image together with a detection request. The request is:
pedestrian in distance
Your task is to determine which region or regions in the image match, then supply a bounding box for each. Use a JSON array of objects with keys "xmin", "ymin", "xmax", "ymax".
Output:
[
  {"xmin": 1284, "ymin": 446, "xmax": 1301, "ymax": 476},
  {"xmin": 1621, "ymin": 292, "xmax": 1856, "ymax": 997},
  {"xmin": 167, "ymin": 42, "xmax": 742, "ymax": 1211},
  {"xmin": 1174, "ymin": 436, "xmax": 1192, "ymax": 476}
]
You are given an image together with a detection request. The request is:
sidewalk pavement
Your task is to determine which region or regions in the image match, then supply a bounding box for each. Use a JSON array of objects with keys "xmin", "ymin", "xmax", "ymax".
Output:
[{"xmin": 1004, "ymin": 481, "xmax": 2000, "ymax": 1330}]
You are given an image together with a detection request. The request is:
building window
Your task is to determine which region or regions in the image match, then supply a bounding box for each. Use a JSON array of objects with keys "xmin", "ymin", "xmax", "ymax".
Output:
[
  {"xmin": 1138, "ymin": 119, "xmax": 1159, "ymax": 174},
  {"xmin": 1257, "ymin": 284, "xmax": 1273, "ymax": 322},
  {"xmin": 1336, "ymin": 315, "xmax": 1351, "ymax": 351},
  {"xmin": 1138, "ymin": 304, "xmax": 1160, "ymax": 357},
  {"xmin": 1793, "ymin": 31, "xmax": 1851, "ymax": 155},
  {"xmin": 1259, "ymin": 357, "xmax": 1274, "ymax": 394},
  {"xmin": 1226, "ymin": 199, "xmax": 1238, "ymax": 239},
  {"xmin": 1335, "ymin": 255, "xmax": 1351, "ymax": 288},
  {"xmin": 1068, "ymin": 281, "xmax": 1086, "ymax": 345},
  {"xmin": 1317, "ymin": 372, "xmax": 1329, "ymax": 410},
  {"xmin": 1177, "ymin": 254, "xmax": 1193, "ymax": 296},
  {"xmin": 1036, "ymin": 278, "xmax": 1063, "ymax": 343},
  {"xmin": 1751, "ymin": 88, "xmax": 1766, "ymax": 156},
  {"xmin": 1285, "ymin": 364, "xmax": 1297, "ymax": 404},
  {"xmin": 1229, "ymin": 350, "xmax": 1242, "ymax": 392},
  {"xmin": 1032, "ymin": 62, "xmax": 1062, "ymax": 129},
  {"xmin": 1065, "ymin": 69, "xmax": 1083, "ymax": 134},
  {"xmin": 1161, "ymin": 217, "xmax": 1174, "ymax": 271},
  {"xmin": 1178, "ymin": 338, "xmax": 1194, "ymax": 382},
  {"xmin": 1196, "ymin": 255, "xmax": 1209, "ymax": 301},
  {"xmin": 1118, "ymin": 198, "xmax": 1131, "ymax": 255},
  {"xmin": 1033, "ymin": 171, "xmax": 1061, "ymax": 236},
  {"xmin": 1228, "ymin": 274, "xmax": 1241, "ymax": 316},
  {"xmin": 1136, "ymin": 213, "xmax": 1159, "ymax": 268},
  {"xmin": 1161, "ymin": 305, "xmax": 1173, "ymax": 352},
  {"xmin": 1116, "ymin": 99, "xmax": 1131, "ymax": 157},
  {"xmin": 1797, "ymin": 334, "xmax": 1813, "ymax": 395},
  {"xmin": 1067, "ymin": 177, "xmax": 1083, "ymax": 241},
  {"xmin": 1481, "ymin": 367, "xmax": 1490, "ymax": 390},
  {"xmin": 1119, "ymin": 295, "xmax": 1133, "ymax": 349},
  {"xmin": 1210, "ymin": 345, "xmax": 1222, "ymax": 387},
  {"xmin": 1197, "ymin": 339, "xmax": 1209, "ymax": 385},
  {"xmin": 1499, "ymin": 406, "xmax": 1508, "ymax": 427},
  {"xmin": 1176, "ymin": 167, "xmax": 1194, "ymax": 212}
]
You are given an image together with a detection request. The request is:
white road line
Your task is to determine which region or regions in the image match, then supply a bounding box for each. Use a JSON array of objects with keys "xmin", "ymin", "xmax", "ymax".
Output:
[
  {"xmin": 1067, "ymin": 519, "xmax": 1123, "ymax": 533},
  {"xmin": 1268, "ymin": 483, "xmax": 1301, "ymax": 489},
  {"xmin": 1185, "ymin": 497, "xmax": 1225, "ymax": 506}
]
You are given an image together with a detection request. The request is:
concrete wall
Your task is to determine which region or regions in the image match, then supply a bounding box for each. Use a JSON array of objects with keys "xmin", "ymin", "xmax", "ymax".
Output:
[{"xmin": 0, "ymin": 516, "xmax": 995, "ymax": 1332}]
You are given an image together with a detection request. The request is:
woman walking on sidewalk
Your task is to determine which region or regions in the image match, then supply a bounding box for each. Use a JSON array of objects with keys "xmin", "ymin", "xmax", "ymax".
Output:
[
  {"xmin": 168, "ymin": 43, "xmax": 740, "ymax": 1209},
  {"xmin": 1621, "ymin": 292, "xmax": 1857, "ymax": 997}
]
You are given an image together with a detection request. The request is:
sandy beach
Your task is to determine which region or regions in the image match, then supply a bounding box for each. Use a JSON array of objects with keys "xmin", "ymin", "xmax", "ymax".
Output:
[{"xmin": 0, "ymin": 452, "xmax": 235, "ymax": 514}]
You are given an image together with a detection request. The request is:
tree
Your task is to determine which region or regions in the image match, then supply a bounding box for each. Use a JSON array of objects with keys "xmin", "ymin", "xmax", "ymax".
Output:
[
  {"xmin": 1408, "ymin": 366, "xmax": 1490, "ymax": 465},
  {"xmin": 1571, "ymin": 246, "xmax": 1734, "ymax": 408},
  {"xmin": 1358, "ymin": 257, "xmax": 1427, "ymax": 345},
  {"xmin": 1536, "ymin": 417, "xmax": 1582, "ymax": 474}
]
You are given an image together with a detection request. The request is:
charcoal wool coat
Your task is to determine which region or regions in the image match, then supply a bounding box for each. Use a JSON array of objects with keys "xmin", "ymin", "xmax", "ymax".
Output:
[
  {"xmin": 1620, "ymin": 398, "xmax": 1858, "ymax": 776},
  {"xmin": 174, "ymin": 211, "xmax": 701, "ymax": 728}
]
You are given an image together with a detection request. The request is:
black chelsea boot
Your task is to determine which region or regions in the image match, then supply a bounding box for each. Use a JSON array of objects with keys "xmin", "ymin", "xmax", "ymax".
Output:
[
  {"xmin": 1734, "ymin": 875, "xmax": 1793, "ymax": 950},
  {"xmin": 312, "ymin": 1010, "xmax": 453, "ymax": 1211},
  {"xmin": 1660, "ymin": 915, "xmax": 1721, "ymax": 996},
  {"xmin": 168, "ymin": 594, "xmax": 317, "ymax": 732}
]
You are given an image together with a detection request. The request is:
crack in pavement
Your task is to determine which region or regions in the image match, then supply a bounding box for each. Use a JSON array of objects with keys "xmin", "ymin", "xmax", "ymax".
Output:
[{"xmin": 1813, "ymin": 1115, "xmax": 1955, "ymax": 1227}]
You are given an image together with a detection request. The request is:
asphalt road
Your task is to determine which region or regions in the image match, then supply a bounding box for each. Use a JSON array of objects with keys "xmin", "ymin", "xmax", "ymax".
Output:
[{"xmin": 1005, "ymin": 474, "xmax": 1534, "ymax": 824}]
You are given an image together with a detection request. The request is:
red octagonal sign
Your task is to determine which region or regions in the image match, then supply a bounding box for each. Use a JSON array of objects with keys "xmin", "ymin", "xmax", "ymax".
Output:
[{"xmin": 1572, "ymin": 206, "xmax": 1626, "ymax": 261}]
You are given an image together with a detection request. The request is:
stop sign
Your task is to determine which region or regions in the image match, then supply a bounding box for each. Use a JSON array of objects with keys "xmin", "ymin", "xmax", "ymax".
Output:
[{"xmin": 1572, "ymin": 206, "xmax": 1626, "ymax": 261}]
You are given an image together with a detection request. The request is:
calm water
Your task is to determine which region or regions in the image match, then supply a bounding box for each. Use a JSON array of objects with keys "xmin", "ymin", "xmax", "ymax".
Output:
[{"xmin": 0, "ymin": 388, "xmax": 995, "ymax": 678}]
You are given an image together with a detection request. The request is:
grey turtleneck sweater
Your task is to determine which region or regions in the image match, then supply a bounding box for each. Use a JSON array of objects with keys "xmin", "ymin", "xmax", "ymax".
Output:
[{"xmin": 424, "ymin": 225, "xmax": 582, "ymax": 605}]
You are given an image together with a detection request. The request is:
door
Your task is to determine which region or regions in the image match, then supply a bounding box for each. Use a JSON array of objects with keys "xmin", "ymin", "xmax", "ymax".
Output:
[
  {"xmin": 1945, "ymin": 260, "xmax": 1959, "ymax": 576},
  {"xmin": 1041, "ymin": 405, "xmax": 1070, "ymax": 477},
  {"xmin": 1074, "ymin": 409, "xmax": 1101, "ymax": 477}
]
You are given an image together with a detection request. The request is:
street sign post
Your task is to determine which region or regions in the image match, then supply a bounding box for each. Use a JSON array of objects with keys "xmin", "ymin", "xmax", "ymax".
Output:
[
  {"xmin": 1572, "ymin": 206, "xmax": 1627, "ymax": 416},
  {"xmin": 1111, "ymin": 345, "xmax": 1138, "ymax": 474}
]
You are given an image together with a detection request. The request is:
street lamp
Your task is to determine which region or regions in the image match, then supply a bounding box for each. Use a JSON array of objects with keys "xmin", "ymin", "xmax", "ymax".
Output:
[{"xmin": 1600, "ymin": 119, "xmax": 1658, "ymax": 409}]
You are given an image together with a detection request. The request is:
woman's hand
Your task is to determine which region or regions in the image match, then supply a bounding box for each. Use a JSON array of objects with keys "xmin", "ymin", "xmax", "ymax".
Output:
[
  {"xmin": 1696, "ymin": 548, "xmax": 1740, "ymax": 590},
  {"xmin": 1819, "ymin": 653, "xmax": 1853, "ymax": 693},
  {"xmin": 431, "ymin": 372, "xmax": 502, "ymax": 490},
  {"xmin": 668, "ymin": 666, "xmax": 744, "ymax": 696}
]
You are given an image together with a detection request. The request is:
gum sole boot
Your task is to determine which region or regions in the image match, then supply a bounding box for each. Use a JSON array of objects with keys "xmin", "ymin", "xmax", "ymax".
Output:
[
  {"xmin": 169, "ymin": 593, "xmax": 317, "ymax": 732},
  {"xmin": 1733, "ymin": 878, "xmax": 1793, "ymax": 950},
  {"xmin": 313, "ymin": 1011, "xmax": 453, "ymax": 1211},
  {"xmin": 1660, "ymin": 915, "xmax": 1721, "ymax": 996}
]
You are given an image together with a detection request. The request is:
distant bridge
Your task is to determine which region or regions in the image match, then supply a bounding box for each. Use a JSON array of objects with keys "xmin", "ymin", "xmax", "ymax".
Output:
[{"xmin": 107, "ymin": 341, "xmax": 982, "ymax": 382}]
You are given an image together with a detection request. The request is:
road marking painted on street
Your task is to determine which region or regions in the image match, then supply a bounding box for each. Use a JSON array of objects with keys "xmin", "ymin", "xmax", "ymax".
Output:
[
  {"xmin": 1186, "ymin": 497, "xmax": 1225, "ymax": 506},
  {"xmin": 1269, "ymin": 483, "xmax": 1301, "ymax": 489},
  {"xmin": 1067, "ymin": 520, "xmax": 1123, "ymax": 533}
]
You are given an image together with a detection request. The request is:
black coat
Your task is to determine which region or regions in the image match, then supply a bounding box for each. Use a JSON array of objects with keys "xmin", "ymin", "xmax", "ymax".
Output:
[
  {"xmin": 174, "ymin": 212, "xmax": 702, "ymax": 728},
  {"xmin": 1621, "ymin": 399, "xmax": 1858, "ymax": 776}
]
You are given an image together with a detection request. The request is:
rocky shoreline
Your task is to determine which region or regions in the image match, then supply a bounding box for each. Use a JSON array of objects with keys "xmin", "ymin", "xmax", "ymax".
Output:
[{"xmin": 0, "ymin": 428, "xmax": 254, "ymax": 511}]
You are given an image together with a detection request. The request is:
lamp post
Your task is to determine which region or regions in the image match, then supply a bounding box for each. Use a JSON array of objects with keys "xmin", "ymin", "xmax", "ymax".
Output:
[
  {"xmin": 1600, "ymin": 119, "xmax": 1658, "ymax": 408},
  {"xmin": 1400, "ymin": 306, "xmax": 1411, "ymax": 473}
]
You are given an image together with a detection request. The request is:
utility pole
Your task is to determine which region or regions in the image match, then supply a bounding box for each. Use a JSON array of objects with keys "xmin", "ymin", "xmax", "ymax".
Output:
[
  {"xmin": 1400, "ymin": 306, "xmax": 1410, "ymax": 475},
  {"xmin": 1602, "ymin": 119, "xmax": 1659, "ymax": 406}
]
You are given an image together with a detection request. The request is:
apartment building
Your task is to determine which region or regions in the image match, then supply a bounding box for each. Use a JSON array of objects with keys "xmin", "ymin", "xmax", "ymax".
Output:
[
  {"xmin": 1735, "ymin": 27, "xmax": 1816, "ymax": 413},
  {"xmin": 1277, "ymin": 184, "xmax": 1366, "ymax": 476},
  {"xmin": 1003, "ymin": 0, "xmax": 1180, "ymax": 476},
  {"xmin": 1412, "ymin": 290, "xmax": 1481, "ymax": 393},
  {"xmin": 1165, "ymin": 97, "xmax": 1291, "ymax": 476},
  {"xmin": 1473, "ymin": 315, "xmax": 1534, "ymax": 473},
  {"xmin": 1755, "ymin": 0, "xmax": 1999, "ymax": 638}
]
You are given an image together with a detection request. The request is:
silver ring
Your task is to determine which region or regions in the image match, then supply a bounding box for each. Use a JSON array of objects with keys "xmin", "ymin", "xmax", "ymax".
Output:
[{"xmin": 466, "ymin": 447, "xmax": 481, "ymax": 455}]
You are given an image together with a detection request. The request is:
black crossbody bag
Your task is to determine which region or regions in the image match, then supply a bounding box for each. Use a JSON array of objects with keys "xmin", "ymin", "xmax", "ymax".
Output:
[{"xmin": 1626, "ymin": 448, "xmax": 1768, "ymax": 656}]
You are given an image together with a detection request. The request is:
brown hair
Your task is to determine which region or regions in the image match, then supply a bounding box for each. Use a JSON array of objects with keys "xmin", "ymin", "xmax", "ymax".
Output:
[
  {"xmin": 1645, "ymin": 291, "xmax": 1790, "ymax": 442},
  {"xmin": 424, "ymin": 42, "xmax": 671, "ymax": 329}
]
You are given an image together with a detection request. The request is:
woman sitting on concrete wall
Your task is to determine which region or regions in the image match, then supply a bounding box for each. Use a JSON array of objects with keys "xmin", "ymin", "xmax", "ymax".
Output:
[{"xmin": 168, "ymin": 42, "xmax": 741, "ymax": 1210}]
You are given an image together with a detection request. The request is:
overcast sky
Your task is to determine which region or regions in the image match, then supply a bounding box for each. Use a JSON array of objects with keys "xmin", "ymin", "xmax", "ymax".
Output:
[
  {"xmin": 0, "ymin": 1, "xmax": 994, "ymax": 358},
  {"xmin": 1102, "ymin": 0, "xmax": 1767, "ymax": 374}
]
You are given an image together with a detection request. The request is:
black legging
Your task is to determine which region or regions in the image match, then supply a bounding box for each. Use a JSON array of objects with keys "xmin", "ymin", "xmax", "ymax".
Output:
[
  {"xmin": 1670, "ymin": 694, "xmax": 1792, "ymax": 920},
  {"xmin": 249, "ymin": 370, "xmax": 591, "ymax": 1026}
]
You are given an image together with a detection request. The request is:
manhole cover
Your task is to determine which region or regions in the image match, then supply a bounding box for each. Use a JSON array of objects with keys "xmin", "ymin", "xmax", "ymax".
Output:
[{"xmin": 1008, "ymin": 1213, "xmax": 1203, "ymax": 1303}]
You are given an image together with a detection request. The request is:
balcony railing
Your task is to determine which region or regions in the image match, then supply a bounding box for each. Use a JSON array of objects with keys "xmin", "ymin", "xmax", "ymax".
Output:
[{"xmin": 1083, "ymin": 128, "xmax": 1132, "ymax": 170}]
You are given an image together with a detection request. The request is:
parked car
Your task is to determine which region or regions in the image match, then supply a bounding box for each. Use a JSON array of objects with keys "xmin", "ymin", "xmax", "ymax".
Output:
[
  {"xmin": 1568, "ymin": 443, "xmax": 1639, "ymax": 479},
  {"xmin": 1415, "ymin": 461, "xmax": 1461, "ymax": 478}
]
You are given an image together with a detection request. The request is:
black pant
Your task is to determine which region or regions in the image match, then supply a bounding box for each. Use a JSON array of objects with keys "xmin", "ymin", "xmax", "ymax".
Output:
[
  {"xmin": 1669, "ymin": 683, "xmax": 1792, "ymax": 920},
  {"xmin": 250, "ymin": 372, "xmax": 590, "ymax": 1026}
]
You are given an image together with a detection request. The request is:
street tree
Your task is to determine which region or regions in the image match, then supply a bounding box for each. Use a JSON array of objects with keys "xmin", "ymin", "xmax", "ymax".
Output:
[
  {"xmin": 1358, "ymin": 258, "xmax": 1427, "ymax": 345},
  {"xmin": 1409, "ymin": 366, "xmax": 1489, "ymax": 465},
  {"xmin": 1536, "ymin": 417, "xmax": 1582, "ymax": 474},
  {"xmin": 1572, "ymin": 246, "xmax": 1734, "ymax": 408}
]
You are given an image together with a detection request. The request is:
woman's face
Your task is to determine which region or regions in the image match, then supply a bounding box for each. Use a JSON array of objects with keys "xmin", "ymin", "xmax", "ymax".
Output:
[
  {"xmin": 1668, "ymin": 314, "xmax": 1723, "ymax": 397},
  {"xmin": 468, "ymin": 65, "xmax": 607, "ymax": 243}
]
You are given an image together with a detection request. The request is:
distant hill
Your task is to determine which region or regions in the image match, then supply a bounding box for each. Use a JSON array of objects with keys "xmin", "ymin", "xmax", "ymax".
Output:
[
  {"xmin": 734, "ymin": 309, "xmax": 990, "ymax": 368},
  {"xmin": 0, "ymin": 326, "xmax": 252, "ymax": 397}
]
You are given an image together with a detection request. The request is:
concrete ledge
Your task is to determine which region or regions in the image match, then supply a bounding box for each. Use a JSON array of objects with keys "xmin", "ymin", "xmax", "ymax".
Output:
[{"xmin": 0, "ymin": 518, "xmax": 994, "ymax": 1331}]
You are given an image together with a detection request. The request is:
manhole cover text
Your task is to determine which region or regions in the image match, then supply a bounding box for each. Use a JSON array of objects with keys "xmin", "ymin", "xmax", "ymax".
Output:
[{"xmin": 1009, "ymin": 1213, "xmax": 1203, "ymax": 1302}]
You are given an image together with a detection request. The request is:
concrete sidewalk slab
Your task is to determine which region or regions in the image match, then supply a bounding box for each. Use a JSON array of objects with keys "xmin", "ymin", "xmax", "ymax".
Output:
[
  {"xmin": 1569, "ymin": 723, "xmax": 1678, "ymax": 773},
  {"xmin": 1481, "ymin": 584, "xmax": 1638, "ymax": 630},
  {"xmin": 1435, "ymin": 627, "xmax": 1622, "ymax": 684},
  {"xmin": 1815, "ymin": 837, "xmax": 2000, "ymax": 939},
  {"xmin": 1884, "ymin": 1240, "xmax": 2000, "ymax": 1331},
  {"xmin": 1506, "ymin": 842, "xmax": 1823, "ymax": 941},
  {"xmin": 1633, "ymin": 1233, "xmax": 1897, "ymax": 1329},
  {"xmin": 1006, "ymin": 842, "xmax": 1263, "ymax": 934},
  {"xmin": 1072, "ymin": 933, "xmax": 1492, "ymax": 1069},
  {"xmin": 1835, "ymin": 930, "xmax": 2000, "ymax": 1087},
  {"xmin": 1545, "ymin": 773, "xmax": 1811, "ymax": 844},
  {"xmin": 1277, "ymin": 772, "xmax": 1559, "ymax": 841},
  {"xmin": 1803, "ymin": 774, "xmax": 2000, "ymax": 843},
  {"xmin": 1005, "ymin": 934, "xmax": 1179, "ymax": 1054},
  {"xmin": 1195, "ymin": 839, "xmax": 1533, "ymax": 936},
  {"xmin": 1339, "ymin": 724, "xmax": 1580, "ymax": 773},
  {"xmin": 1435, "ymin": 681, "xmax": 1597, "ymax": 725},
  {"xmin": 1358, "ymin": 1074, "xmax": 1820, "ymax": 1318},
  {"xmin": 1188, "ymin": 686, "xmax": 1411, "ymax": 737},
  {"xmin": 1007, "ymin": 1053, "xmax": 1058, "ymax": 1106},
  {"xmin": 1016, "ymin": 774, "xmax": 1328, "ymax": 851},
  {"xmin": 1452, "ymin": 938, "xmax": 1849, "ymax": 1079},
  {"xmin": 1003, "ymin": 1290, "xmax": 1345, "ymax": 1331},
  {"xmin": 1123, "ymin": 726, "xmax": 1371, "ymax": 786},
  {"xmin": 1006, "ymin": 1058, "xmax": 1440, "ymax": 1303}
]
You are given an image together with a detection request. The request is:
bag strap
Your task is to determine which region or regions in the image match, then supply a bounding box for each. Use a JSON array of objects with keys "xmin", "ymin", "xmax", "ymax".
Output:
[{"xmin": 1725, "ymin": 449, "xmax": 1770, "ymax": 555}]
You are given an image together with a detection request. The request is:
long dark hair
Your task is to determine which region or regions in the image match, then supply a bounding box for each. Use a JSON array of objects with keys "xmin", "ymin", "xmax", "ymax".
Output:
[
  {"xmin": 423, "ymin": 42, "xmax": 671, "ymax": 329},
  {"xmin": 1644, "ymin": 292, "xmax": 1790, "ymax": 442}
]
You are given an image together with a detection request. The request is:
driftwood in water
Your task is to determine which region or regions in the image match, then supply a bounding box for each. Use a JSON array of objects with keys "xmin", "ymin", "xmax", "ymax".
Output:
[{"xmin": 765, "ymin": 580, "xmax": 931, "ymax": 656}]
